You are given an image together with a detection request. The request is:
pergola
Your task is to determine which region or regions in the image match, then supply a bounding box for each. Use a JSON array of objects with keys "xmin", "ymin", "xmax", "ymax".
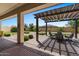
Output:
[{"xmin": 34, "ymin": 4, "xmax": 79, "ymax": 46}]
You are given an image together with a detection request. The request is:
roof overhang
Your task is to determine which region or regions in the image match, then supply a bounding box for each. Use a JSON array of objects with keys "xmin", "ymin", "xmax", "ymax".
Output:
[
  {"xmin": 0, "ymin": 3, "xmax": 60, "ymax": 20},
  {"xmin": 0, "ymin": 3, "xmax": 24, "ymax": 16}
]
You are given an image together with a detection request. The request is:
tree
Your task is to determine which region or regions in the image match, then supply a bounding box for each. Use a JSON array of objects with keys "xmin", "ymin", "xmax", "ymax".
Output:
[
  {"xmin": 11, "ymin": 26, "xmax": 17, "ymax": 32},
  {"xmin": 67, "ymin": 20, "xmax": 75, "ymax": 28},
  {"xmin": 67, "ymin": 20, "xmax": 79, "ymax": 28},
  {"xmin": 24, "ymin": 24, "xmax": 28, "ymax": 31},
  {"xmin": 29, "ymin": 23, "xmax": 34, "ymax": 31},
  {"xmin": 24, "ymin": 24, "xmax": 28, "ymax": 28},
  {"xmin": 66, "ymin": 20, "xmax": 79, "ymax": 32},
  {"xmin": 58, "ymin": 27, "xmax": 64, "ymax": 32}
]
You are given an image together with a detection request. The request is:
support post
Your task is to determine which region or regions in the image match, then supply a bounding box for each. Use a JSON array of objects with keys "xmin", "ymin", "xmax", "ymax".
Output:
[
  {"xmin": 36, "ymin": 17, "xmax": 39, "ymax": 43},
  {"xmin": 17, "ymin": 12, "xmax": 24, "ymax": 44},
  {"xmin": 45, "ymin": 22, "xmax": 47, "ymax": 36},
  {"xmin": 74, "ymin": 19, "xmax": 78, "ymax": 38},
  {"xmin": 36, "ymin": 17, "xmax": 43, "ymax": 46}
]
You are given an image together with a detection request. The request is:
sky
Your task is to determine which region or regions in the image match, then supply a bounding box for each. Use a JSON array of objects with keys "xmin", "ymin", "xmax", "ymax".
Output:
[{"xmin": 1, "ymin": 3, "xmax": 75, "ymax": 27}]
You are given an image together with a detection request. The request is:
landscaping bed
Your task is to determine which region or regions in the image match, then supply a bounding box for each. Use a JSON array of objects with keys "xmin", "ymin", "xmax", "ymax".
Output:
[
  {"xmin": 39, "ymin": 32, "xmax": 46, "ymax": 35},
  {"xmin": 24, "ymin": 34, "xmax": 33, "ymax": 41}
]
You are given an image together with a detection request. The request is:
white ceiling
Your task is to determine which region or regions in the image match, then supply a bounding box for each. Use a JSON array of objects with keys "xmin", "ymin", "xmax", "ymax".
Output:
[{"xmin": 0, "ymin": 3, "xmax": 24, "ymax": 16}]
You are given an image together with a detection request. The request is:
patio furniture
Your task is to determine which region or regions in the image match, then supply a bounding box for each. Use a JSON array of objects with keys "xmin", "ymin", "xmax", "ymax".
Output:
[
  {"xmin": 72, "ymin": 39, "xmax": 79, "ymax": 47},
  {"xmin": 55, "ymin": 31, "xmax": 64, "ymax": 42},
  {"xmin": 65, "ymin": 33, "xmax": 74, "ymax": 41},
  {"xmin": 49, "ymin": 32, "xmax": 56, "ymax": 39}
]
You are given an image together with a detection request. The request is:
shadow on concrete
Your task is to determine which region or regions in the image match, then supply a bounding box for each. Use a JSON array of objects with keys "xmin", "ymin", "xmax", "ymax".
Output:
[{"xmin": 0, "ymin": 37, "xmax": 17, "ymax": 51}]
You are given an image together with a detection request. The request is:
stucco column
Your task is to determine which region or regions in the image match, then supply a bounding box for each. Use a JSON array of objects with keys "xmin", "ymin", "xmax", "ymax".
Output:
[{"xmin": 17, "ymin": 12, "xmax": 24, "ymax": 44}]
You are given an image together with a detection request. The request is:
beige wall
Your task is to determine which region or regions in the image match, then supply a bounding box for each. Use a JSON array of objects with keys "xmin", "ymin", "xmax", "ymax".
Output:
[
  {"xmin": 1, "ymin": 26, "xmax": 16, "ymax": 32},
  {"xmin": 1, "ymin": 27, "xmax": 11, "ymax": 32}
]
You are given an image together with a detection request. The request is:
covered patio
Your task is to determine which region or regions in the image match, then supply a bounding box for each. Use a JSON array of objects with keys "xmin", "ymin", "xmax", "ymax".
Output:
[
  {"xmin": 0, "ymin": 3, "xmax": 60, "ymax": 56},
  {"xmin": 0, "ymin": 3, "xmax": 79, "ymax": 56},
  {"xmin": 34, "ymin": 3, "xmax": 79, "ymax": 56}
]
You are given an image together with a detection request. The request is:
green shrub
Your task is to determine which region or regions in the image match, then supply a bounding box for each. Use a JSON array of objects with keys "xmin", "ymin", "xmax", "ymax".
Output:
[
  {"xmin": 29, "ymin": 35, "xmax": 33, "ymax": 39},
  {"xmin": 39, "ymin": 32, "xmax": 46, "ymax": 35},
  {"xmin": 24, "ymin": 35, "xmax": 29, "ymax": 41},
  {"xmin": 24, "ymin": 31, "xmax": 29, "ymax": 34},
  {"xmin": 58, "ymin": 27, "xmax": 64, "ymax": 32},
  {"xmin": 0, "ymin": 31, "xmax": 3, "ymax": 37},
  {"xmin": 4, "ymin": 33, "xmax": 11, "ymax": 37},
  {"xmin": 11, "ymin": 27, "xmax": 17, "ymax": 32}
]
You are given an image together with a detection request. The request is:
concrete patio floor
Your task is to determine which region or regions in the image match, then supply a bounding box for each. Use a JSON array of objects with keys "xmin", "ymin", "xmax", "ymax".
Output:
[
  {"xmin": 38, "ymin": 38, "xmax": 79, "ymax": 56},
  {"xmin": 1, "ymin": 32, "xmax": 79, "ymax": 56},
  {"xmin": 24, "ymin": 32, "xmax": 79, "ymax": 56},
  {"xmin": 0, "ymin": 44, "xmax": 52, "ymax": 56},
  {"xmin": 0, "ymin": 34, "xmax": 52, "ymax": 56},
  {"xmin": 0, "ymin": 38, "xmax": 17, "ymax": 51}
]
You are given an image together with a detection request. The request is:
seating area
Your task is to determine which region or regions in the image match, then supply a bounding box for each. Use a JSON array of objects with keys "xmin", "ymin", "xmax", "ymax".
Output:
[
  {"xmin": 38, "ymin": 32, "xmax": 79, "ymax": 56},
  {"xmin": 34, "ymin": 4, "xmax": 79, "ymax": 56}
]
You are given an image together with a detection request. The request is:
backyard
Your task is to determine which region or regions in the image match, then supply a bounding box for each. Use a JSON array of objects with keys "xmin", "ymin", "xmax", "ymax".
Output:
[
  {"xmin": 0, "ymin": 18, "xmax": 79, "ymax": 56},
  {"xmin": 1, "ymin": 25, "xmax": 79, "ymax": 56},
  {"xmin": 1, "ymin": 31, "xmax": 79, "ymax": 56},
  {"xmin": 0, "ymin": 3, "xmax": 79, "ymax": 56}
]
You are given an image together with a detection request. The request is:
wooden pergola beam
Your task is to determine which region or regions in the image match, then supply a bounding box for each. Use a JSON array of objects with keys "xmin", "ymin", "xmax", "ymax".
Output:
[
  {"xmin": 39, "ymin": 11, "xmax": 79, "ymax": 23},
  {"xmin": 44, "ymin": 18, "xmax": 76, "ymax": 23},
  {"xmin": 35, "ymin": 4, "xmax": 79, "ymax": 18}
]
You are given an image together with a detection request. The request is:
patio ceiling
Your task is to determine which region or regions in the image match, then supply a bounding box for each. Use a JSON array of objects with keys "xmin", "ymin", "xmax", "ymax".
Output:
[
  {"xmin": 0, "ymin": 3, "xmax": 61, "ymax": 20},
  {"xmin": 34, "ymin": 4, "xmax": 79, "ymax": 22},
  {"xmin": 0, "ymin": 3, "xmax": 45, "ymax": 20},
  {"xmin": 0, "ymin": 3, "xmax": 24, "ymax": 16}
]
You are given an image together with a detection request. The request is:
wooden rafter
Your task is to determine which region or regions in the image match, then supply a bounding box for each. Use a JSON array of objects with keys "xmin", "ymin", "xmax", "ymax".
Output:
[{"xmin": 34, "ymin": 4, "xmax": 79, "ymax": 22}]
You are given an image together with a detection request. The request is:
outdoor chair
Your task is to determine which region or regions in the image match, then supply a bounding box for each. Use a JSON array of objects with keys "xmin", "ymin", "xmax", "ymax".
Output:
[
  {"xmin": 65, "ymin": 33, "xmax": 79, "ymax": 48},
  {"xmin": 49, "ymin": 32, "xmax": 56, "ymax": 39},
  {"xmin": 65, "ymin": 33, "xmax": 74, "ymax": 42},
  {"xmin": 55, "ymin": 31, "xmax": 64, "ymax": 42}
]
